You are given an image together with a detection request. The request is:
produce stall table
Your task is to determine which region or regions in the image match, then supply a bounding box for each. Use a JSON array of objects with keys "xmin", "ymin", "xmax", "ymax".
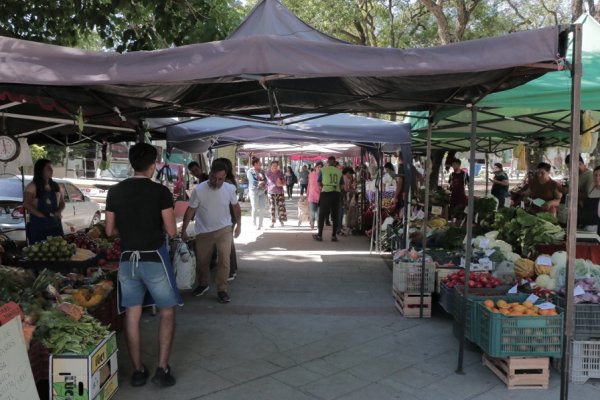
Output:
[{"xmin": 537, "ymin": 243, "xmax": 600, "ymax": 265}]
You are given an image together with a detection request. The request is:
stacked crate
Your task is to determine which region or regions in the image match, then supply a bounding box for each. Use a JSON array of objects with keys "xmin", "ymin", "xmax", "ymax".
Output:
[
  {"xmin": 392, "ymin": 260, "xmax": 435, "ymax": 317},
  {"xmin": 554, "ymin": 296, "xmax": 600, "ymax": 384},
  {"xmin": 473, "ymin": 296, "xmax": 564, "ymax": 389}
]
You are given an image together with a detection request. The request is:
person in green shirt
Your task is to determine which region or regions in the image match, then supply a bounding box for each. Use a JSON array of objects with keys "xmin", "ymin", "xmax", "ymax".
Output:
[{"xmin": 313, "ymin": 156, "xmax": 344, "ymax": 242}]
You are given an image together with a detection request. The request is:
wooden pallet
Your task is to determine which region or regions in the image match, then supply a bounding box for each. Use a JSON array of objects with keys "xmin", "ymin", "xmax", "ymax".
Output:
[
  {"xmin": 393, "ymin": 290, "xmax": 432, "ymax": 318},
  {"xmin": 483, "ymin": 354, "xmax": 550, "ymax": 390}
]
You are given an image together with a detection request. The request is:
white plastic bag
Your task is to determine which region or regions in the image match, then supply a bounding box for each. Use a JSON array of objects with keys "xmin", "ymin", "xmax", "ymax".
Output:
[{"xmin": 173, "ymin": 241, "xmax": 196, "ymax": 290}]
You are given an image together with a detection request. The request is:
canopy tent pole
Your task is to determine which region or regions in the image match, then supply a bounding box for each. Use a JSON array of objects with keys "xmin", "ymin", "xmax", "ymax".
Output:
[
  {"xmin": 485, "ymin": 152, "xmax": 489, "ymax": 195},
  {"xmin": 456, "ymin": 105, "xmax": 477, "ymax": 374},
  {"xmin": 405, "ymin": 188, "xmax": 411, "ymax": 249},
  {"xmin": 378, "ymin": 146, "xmax": 384, "ymax": 252},
  {"xmin": 419, "ymin": 113, "xmax": 433, "ymax": 317},
  {"xmin": 560, "ymin": 22, "xmax": 583, "ymax": 400},
  {"xmin": 360, "ymin": 148, "xmax": 365, "ymax": 232}
]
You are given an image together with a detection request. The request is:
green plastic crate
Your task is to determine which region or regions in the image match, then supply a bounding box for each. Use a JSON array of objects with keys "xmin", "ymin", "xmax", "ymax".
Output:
[
  {"xmin": 477, "ymin": 301, "xmax": 563, "ymax": 358},
  {"xmin": 554, "ymin": 296, "xmax": 600, "ymax": 340},
  {"xmin": 451, "ymin": 287, "xmax": 517, "ymax": 343}
]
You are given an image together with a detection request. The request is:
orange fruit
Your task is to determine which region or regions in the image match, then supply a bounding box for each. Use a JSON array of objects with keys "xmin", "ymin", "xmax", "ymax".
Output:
[
  {"xmin": 523, "ymin": 301, "xmax": 534, "ymax": 309},
  {"xmin": 483, "ymin": 299, "xmax": 495, "ymax": 308}
]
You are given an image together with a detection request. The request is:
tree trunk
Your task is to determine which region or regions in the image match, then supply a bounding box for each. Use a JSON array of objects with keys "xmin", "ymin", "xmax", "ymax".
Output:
[
  {"xmin": 572, "ymin": 0, "xmax": 583, "ymax": 22},
  {"xmin": 429, "ymin": 150, "xmax": 446, "ymax": 189}
]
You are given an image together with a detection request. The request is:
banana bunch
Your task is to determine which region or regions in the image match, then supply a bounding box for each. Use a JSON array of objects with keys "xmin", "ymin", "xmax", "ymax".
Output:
[
  {"xmin": 71, "ymin": 248, "xmax": 96, "ymax": 261},
  {"xmin": 427, "ymin": 217, "xmax": 447, "ymax": 229},
  {"xmin": 514, "ymin": 258, "xmax": 535, "ymax": 278}
]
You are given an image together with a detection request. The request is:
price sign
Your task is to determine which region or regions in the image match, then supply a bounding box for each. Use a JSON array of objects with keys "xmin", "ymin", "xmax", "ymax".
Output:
[
  {"xmin": 479, "ymin": 239, "xmax": 490, "ymax": 249},
  {"xmin": 574, "ymin": 285, "xmax": 586, "ymax": 296},
  {"xmin": 508, "ymin": 284, "xmax": 518, "ymax": 294},
  {"xmin": 526, "ymin": 294, "xmax": 539, "ymax": 304},
  {"xmin": 484, "ymin": 249, "xmax": 496, "ymax": 257},
  {"xmin": 537, "ymin": 302, "xmax": 556, "ymax": 310},
  {"xmin": 431, "ymin": 206, "xmax": 443, "ymax": 216},
  {"xmin": 535, "ymin": 255, "xmax": 552, "ymax": 266}
]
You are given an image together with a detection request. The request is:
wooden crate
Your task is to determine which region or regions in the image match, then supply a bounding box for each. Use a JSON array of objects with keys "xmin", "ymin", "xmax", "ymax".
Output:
[
  {"xmin": 393, "ymin": 290, "xmax": 432, "ymax": 318},
  {"xmin": 482, "ymin": 354, "xmax": 550, "ymax": 390}
]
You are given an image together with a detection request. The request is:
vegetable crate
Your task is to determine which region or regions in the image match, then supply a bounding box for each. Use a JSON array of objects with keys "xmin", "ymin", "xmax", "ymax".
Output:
[
  {"xmin": 476, "ymin": 302, "xmax": 563, "ymax": 358},
  {"xmin": 452, "ymin": 288, "xmax": 520, "ymax": 343},
  {"xmin": 50, "ymin": 331, "xmax": 118, "ymax": 400},
  {"xmin": 438, "ymin": 281, "xmax": 454, "ymax": 314},
  {"xmin": 435, "ymin": 268, "xmax": 459, "ymax": 294},
  {"xmin": 392, "ymin": 261, "xmax": 435, "ymax": 293},
  {"xmin": 482, "ymin": 354, "xmax": 550, "ymax": 390},
  {"xmin": 393, "ymin": 290, "xmax": 432, "ymax": 318},
  {"xmin": 554, "ymin": 296, "xmax": 600, "ymax": 340},
  {"xmin": 567, "ymin": 340, "xmax": 600, "ymax": 384}
]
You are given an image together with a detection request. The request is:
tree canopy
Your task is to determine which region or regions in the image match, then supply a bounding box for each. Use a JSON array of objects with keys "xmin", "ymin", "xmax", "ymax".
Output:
[{"xmin": 0, "ymin": 0, "xmax": 244, "ymax": 52}]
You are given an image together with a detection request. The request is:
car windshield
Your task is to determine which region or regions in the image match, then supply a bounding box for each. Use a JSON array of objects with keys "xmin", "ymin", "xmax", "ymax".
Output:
[
  {"xmin": 0, "ymin": 178, "xmax": 24, "ymax": 198},
  {"xmin": 99, "ymin": 163, "xmax": 131, "ymax": 179}
]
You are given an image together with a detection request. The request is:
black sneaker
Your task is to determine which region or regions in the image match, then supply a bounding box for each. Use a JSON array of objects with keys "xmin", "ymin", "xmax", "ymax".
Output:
[
  {"xmin": 331, "ymin": 236, "xmax": 338, "ymax": 242},
  {"xmin": 227, "ymin": 273, "xmax": 237, "ymax": 282},
  {"xmin": 217, "ymin": 291, "xmax": 231, "ymax": 303},
  {"xmin": 151, "ymin": 365, "xmax": 176, "ymax": 387},
  {"xmin": 131, "ymin": 365, "xmax": 149, "ymax": 387},
  {"xmin": 192, "ymin": 285, "xmax": 209, "ymax": 297},
  {"xmin": 312, "ymin": 234, "xmax": 323, "ymax": 241}
]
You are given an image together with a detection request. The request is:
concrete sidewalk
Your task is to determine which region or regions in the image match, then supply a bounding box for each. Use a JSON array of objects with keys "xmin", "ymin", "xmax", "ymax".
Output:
[{"xmin": 115, "ymin": 196, "xmax": 600, "ymax": 400}]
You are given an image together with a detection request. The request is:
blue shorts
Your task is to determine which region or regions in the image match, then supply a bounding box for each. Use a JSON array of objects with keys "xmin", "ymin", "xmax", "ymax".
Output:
[{"xmin": 118, "ymin": 260, "xmax": 179, "ymax": 309}]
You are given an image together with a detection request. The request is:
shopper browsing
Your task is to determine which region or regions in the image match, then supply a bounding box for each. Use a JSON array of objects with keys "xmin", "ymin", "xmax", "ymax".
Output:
[
  {"xmin": 181, "ymin": 160, "xmax": 241, "ymax": 303},
  {"xmin": 105, "ymin": 143, "xmax": 181, "ymax": 388}
]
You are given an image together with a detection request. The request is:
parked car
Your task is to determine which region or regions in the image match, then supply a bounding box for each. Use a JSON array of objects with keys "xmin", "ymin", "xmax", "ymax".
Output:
[{"xmin": 0, "ymin": 176, "xmax": 102, "ymax": 243}]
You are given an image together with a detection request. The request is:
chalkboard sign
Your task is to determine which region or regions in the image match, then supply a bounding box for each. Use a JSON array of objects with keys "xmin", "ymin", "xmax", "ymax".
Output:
[{"xmin": 0, "ymin": 317, "xmax": 40, "ymax": 400}]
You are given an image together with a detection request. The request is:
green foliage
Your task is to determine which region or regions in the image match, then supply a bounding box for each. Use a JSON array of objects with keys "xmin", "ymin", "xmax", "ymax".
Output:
[
  {"xmin": 30, "ymin": 144, "xmax": 47, "ymax": 164},
  {"xmin": 0, "ymin": 0, "xmax": 243, "ymax": 52},
  {"xmin": 493, "ymin": 207, "xmax": 565, "ymax": 256}
]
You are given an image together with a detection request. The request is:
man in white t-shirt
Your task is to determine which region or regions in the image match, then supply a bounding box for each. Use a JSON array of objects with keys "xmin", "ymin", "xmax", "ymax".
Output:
[{"xmin": 182, "ymin": 160, "xmax": 241, "ymax": 303}]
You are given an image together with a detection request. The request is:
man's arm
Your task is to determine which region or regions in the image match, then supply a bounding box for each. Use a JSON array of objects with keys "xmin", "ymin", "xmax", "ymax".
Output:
[
  {"xmin": 181, "ymin": 207, "xmax": 197, "ymax": 241},
  {"xmin": 161, "ymin": 207, "xmax": 177, "ymax": 238},
  {"xmin": 105, "ymin": 211, "xmax": 119, "ymax": 237},
  {"xmin": 232, "ymin": 203, "xmax": 242, "ymax": 238}
]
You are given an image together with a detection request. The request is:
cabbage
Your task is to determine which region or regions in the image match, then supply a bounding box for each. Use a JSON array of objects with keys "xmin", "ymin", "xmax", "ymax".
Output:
[
  {"xmin": 505, "ymin": 252, "xmax": 521, "ymax": 263},
  {"xmin": 551, "ymin": 251, "xmax": 567, "ymax": 268},
  {"xmin": 535, "ymin": 274, "xmax": 555, "ymax": 290},
  {"xmin": 493, "ymin": 240, "xmax": 513, "ymax": 255},
  {"xmin": 484, "ymin": 231, "xmax": 499, "ymax": 240}
]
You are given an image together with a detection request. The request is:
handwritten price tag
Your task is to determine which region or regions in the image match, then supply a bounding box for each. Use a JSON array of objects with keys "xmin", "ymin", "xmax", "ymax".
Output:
[
  {"xmin": 574, "ymin": 285, "xmax": 586, "ymax": 296},
  {"xmin": 537, "ymin": 302, "xmax": 556, "ymax": 310},
  {"xmin": 431, "ymin": 206, "xmax": 442, "ymax": 216},
  {"xmin": 508, "ymin": 284, "xmax": 518, "ymax": 294},
  {"xmin": 526, "ymin": 294, "xmax": 539, "ymax": 304}
]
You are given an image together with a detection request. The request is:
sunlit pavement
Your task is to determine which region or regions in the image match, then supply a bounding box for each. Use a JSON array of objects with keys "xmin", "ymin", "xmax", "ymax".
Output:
[{"xmin": 115, "ymin": 194, "xmax": 599, "ymax": 399}]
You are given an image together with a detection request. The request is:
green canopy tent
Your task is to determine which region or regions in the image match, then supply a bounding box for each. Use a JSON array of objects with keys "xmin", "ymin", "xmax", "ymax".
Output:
[{"xmin": 408, "ymin": 14, "xmax": 600, "ymax": 152}]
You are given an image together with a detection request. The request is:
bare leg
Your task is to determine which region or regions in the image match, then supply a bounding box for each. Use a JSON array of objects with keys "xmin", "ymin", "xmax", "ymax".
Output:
[
  {"xmin": 158, "ymin": 307, "xmax": 176, "ymax": 369},
  {"xmin": 125, "ymin": 305, "xmax": 143, "ymax": 371}
]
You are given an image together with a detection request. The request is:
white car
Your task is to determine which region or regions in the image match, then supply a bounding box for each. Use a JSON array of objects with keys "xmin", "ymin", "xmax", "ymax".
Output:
[{"xmin": 0, "ymin": 176, "xmax": 102, "ymax": 243}]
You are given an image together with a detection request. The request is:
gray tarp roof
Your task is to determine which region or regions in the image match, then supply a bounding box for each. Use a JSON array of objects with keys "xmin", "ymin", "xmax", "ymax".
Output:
[
  {"xmin": 0, "ymin": 0, "xmax": 567, "ymax": 144},
  {"xmin": 163, "ymin": 113, "xmax": 411, "ymax": 154}
]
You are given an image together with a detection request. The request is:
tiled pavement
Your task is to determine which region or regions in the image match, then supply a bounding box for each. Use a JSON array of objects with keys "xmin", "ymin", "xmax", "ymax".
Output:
[{"xmin": 114, "ymin": 196, "xmax": 600, "ymax": 399}]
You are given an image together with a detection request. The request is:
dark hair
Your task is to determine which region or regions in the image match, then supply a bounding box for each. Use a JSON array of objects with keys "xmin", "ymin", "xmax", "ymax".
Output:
[
  {"xmin": 342, "ymin": 167, "xmax": 355, "ymax": 175},
  {"xmin": 494, "ymin": 163, "xmax": 503, "ymax": 170},
  {"xmin": 594, "ymin": 165, "xmax": 600, "ymax": 173},
  {"xmin": 251, "ymin": 157, "xmax": 260, "ymax": 166},
  {"xmin": 188, "ymin": 161, "xmax": 200, "ymax": 170},
  {"xmin": 452, "ymin": 159, "xmax": 461, "ymax": 165},
  {"xmin": 210, "ymin": 160, "xmax": 228, "ymax": 174},
  {"xmin": 384, "ymin": 162, "xmax": 394, "ymax": 170},
  {"xmin": 213, "ymin": 157, "xmax": 236, "ymax": 185},
  {"xmin": 315, "ymin": 161, "xmax": 324, "ymax": 167},
  {"xmin": 129, "ymin": 143, "xmax": 157, "ymax": 172},
  {"xmin": 327, "ymin": 156, "xmax": 336, "ymax": 161},
  {"xmin": 33, "ymin": 159, "xmax": 59, "ymax": 198},
  {"xmin": 270, "ymin": 160, "xmax": 279, "ymax": 166},
  {"xmin": 565, "ymin": 154, "xmax": 584, "ymax": 164},
  {"xmin": 286, "ymin": 166, "xmax": 293, "ymax": 173},
  {"xmin": 536, "ymin": 162, "xmax": 551, "ymax": 172}
]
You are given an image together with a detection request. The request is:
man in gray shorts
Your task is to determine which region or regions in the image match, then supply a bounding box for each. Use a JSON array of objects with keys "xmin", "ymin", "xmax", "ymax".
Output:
[{"xmin": 105, "ymin": 143, "xmax": 182, "ymax": 388}]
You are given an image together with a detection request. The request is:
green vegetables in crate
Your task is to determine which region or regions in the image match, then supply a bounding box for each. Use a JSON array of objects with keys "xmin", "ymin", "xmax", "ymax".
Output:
[
  {"xmin": 493, "ymin": 208, "xmax": 564, "ymax": 256},
  {"xmin": 34, "ymin": 309, "xmax": 109, "ymax": 354}
]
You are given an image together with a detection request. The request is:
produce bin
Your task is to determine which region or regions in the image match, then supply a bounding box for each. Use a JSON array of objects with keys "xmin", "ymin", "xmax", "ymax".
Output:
[
  {"xmin": 438, "ymin": 282, "xmax": 454, "ymax": 314},
  {"xmin": 20, "ymin": 255, "xmax": 100, "ymax": 274},
  {"xmin": 476, "ymin": 301, "xmax": 563, "ymax": 358},
  {"xmin": 562, "ymin": 340, "xmax": 600, "ymax": 384},
  {"xmin": 452, "ymin": 290, "xmax": 523, "ymax": 343},
  {"xmin": 554, "ymin": 296, "xmax": 600, "ymax": 340},
  {"xmin": 392, "ymin": 261, "xmax": 435, "ymax": 293}
]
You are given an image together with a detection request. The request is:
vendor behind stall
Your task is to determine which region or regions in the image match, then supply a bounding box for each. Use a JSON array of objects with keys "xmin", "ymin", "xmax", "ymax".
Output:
[
  {"xmin": 579, "ymin": 165, "xmax": 600, "ymax": 233},
  {"xmin": 448, "ymin": 159, "xmax": 468, "ymax": 218},
  {"xmin": 23, "ymin": 159, "xmax": 65, "ymax": 244},
  {"xmin": 490, "ymin": 163, "xmax": 509, "ymax": 208},
  {"xmin": 564, "ymin": 154, "xmax": 594, "ymax": 205},
  {"xmin": 522, "ymin": 162, "xmax": 562, "ymax": 216}
]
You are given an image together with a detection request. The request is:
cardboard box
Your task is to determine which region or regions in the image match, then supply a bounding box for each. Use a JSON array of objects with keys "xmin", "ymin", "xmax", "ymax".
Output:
[{"xmin": 50, "ymin": 331, "xmax": 118, "ymax": 400}]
